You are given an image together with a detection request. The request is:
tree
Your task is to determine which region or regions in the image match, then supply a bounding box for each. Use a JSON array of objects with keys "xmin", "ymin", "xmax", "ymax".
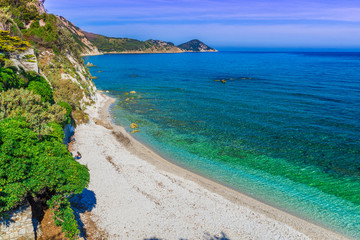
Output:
[
  {"xmin": 0, "ymin": 118, "xmax": 89, "ymax": 239},
  {"xmin": 0, "ymin": 31, "xmax": 31, "ymax": 54}
]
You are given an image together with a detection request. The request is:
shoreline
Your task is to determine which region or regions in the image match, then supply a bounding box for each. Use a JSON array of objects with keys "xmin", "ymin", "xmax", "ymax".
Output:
[
  {"xmin": 81, "ymin": 50, "xmax": 218, "ymax": 57},
  {"xmin": 73, "ymin": 91, "xmax": 349, "ymax": 239}
]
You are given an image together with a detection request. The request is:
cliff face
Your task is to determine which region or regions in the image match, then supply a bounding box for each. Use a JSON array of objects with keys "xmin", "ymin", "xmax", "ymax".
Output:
[
  {"xmin": 0, "ymin": 0, "xmax": 98, "ymax": 122},
  {"xmin": 57, "ymin": 16, "xmax": 101, "ymax": 56}
]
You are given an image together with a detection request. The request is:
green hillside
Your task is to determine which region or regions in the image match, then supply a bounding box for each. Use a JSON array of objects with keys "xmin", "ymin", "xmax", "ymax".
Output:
[{"xmin": 83, "ymin": 31, "xmax": 183, "ymax": 53}]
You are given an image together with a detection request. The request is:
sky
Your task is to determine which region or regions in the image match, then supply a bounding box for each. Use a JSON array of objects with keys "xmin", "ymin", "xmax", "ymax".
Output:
[{"xmin": 44, "ymin": 0, "xmax": 360, "ymax": 50}]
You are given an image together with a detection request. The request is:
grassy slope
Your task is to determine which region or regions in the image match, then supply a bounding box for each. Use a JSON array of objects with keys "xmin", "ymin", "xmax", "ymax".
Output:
[{"xmin": 83, "ymin": 31, "xmax": 183, "ymax": 53}]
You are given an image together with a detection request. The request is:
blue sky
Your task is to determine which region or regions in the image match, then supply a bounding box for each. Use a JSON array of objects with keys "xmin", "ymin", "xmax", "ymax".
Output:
[{"xmin": 44, "ymin": 0, "xmax": 360, "ymax": 49}]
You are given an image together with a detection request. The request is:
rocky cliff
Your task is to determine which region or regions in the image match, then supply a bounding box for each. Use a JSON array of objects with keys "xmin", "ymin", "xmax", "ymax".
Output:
[{"xmin": 0, "ymin": 0, "xmax": 98, "ymax": 123}]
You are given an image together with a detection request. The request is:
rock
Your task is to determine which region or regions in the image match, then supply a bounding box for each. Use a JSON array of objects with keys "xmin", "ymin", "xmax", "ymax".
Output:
[
  {"xmin": 130, "ymin": 123, "xmax": 138, "ymax": 129},
  {"xmin": 86, "ymin": 62, "xmax": 95, "ymax": 67},
  {"xmin": 9, "ymin": 49, "xmax": 39, "ymax": 72}
]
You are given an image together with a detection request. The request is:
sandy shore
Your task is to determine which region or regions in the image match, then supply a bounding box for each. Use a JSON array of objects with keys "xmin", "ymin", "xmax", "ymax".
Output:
[{"xmin": 72, "ymin": 92, "xmax": 347, "ymax": 240}]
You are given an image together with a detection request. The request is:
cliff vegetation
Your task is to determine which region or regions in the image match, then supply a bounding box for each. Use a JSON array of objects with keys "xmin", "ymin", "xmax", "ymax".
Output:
[{"xmin": 0, "ymin": 0, "xmax": 96, "ymax": 239}]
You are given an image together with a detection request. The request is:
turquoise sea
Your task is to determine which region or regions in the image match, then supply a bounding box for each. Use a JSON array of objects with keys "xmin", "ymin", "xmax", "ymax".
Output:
[{"xmin": 85, "ymin": 52, "xmax": 360, "ymax": 239}]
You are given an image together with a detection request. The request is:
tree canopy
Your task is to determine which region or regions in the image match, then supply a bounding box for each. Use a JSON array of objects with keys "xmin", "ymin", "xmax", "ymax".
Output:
[{"xmin": 0, "ymin": 30, "xmax": 30, "ymax": 53}]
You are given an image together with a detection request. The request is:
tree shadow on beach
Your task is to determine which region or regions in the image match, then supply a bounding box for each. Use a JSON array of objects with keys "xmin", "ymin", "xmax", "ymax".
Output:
[
  {"xmin": 144, "ymin": 231, "xmax": 231, "ymax": 240},
  {"xmin": 70, "ymin": 188, "xmax": 97, "ymax": 239}
]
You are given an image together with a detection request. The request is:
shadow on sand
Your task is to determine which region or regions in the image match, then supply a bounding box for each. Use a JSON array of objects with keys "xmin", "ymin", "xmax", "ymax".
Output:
[{"xmin": 70, "ymin": 188, "xmax": 97, "ymax": 239}]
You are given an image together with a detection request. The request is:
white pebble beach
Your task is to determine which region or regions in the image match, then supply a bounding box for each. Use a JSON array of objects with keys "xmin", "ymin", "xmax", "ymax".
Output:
[{"xmin": 71, "ymin": 92, "xmax": 347, "ymax": 240}]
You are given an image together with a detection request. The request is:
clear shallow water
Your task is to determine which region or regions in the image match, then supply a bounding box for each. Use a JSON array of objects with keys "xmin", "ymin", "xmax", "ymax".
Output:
[{"xmin": 85, "ymin": 52, "xmax": 360, "ymax": 239}]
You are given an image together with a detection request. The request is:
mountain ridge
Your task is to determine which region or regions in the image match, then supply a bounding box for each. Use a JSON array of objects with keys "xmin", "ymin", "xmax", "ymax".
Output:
[{"xmin": 82, "ymin": 31, "xmax": 217, "ymax": 54}]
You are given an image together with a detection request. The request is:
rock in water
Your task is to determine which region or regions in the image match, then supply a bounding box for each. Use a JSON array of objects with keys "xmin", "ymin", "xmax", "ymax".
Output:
[{"xmin": 130, "ymin": 123, "xmax": 139, "ymax": 129}]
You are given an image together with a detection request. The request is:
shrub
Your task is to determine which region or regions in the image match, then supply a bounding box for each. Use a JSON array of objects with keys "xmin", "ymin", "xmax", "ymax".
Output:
[
  {"xmin": 0, "ymin": 30, "xmax": 30, "ymax": 54},
  {"xmin": 57, "ymin": 101, "xmax": 72, "ymax": 126},
  {"xmin": 0, "ymin": 66, "xmax": 25, "ymax": 91},
  {"xmin": 0, "ymin": 89, "xmax": 66, "ymax": 137},
  {"xmin": 27, "ymin": 79, "xmax": 54, "ymax": 103}
]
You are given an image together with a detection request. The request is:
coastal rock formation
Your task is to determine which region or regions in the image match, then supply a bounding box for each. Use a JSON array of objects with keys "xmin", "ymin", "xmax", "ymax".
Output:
[
  {"xmin": 178, "ymin": 39, "xmax": 217, "ymax": 52},
  {"xmin": 9, "ymin": 48, "xmax": 39, "ymax": 72}
]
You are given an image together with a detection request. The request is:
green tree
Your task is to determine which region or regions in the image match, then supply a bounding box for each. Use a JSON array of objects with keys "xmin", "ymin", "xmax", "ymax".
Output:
[
  {"xmin": 0, "ymin": 118, "xmax": 89, "ymax": 239},
  {"xmin": 0, "ymin": 30, "xmax": 30, "ymax": 54}
]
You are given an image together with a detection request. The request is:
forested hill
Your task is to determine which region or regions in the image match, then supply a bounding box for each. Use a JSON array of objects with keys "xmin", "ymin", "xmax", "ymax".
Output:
[
  {"xmin": 83, "ymin": 31, "xmax": 217, "ymax": 53},
  {"xmin": 178, "ymin": 39, "xmax": 217, "ymax": 52},
  {"xmin": 83, "ymin": 31, "xmax": 183, "ymax": 53}
]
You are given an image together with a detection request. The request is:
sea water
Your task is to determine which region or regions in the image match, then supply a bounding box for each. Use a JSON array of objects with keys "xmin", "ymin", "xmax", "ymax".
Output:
[{"xmin": 85, "ymin": 52, "xmax": 360, "ymax": 239}]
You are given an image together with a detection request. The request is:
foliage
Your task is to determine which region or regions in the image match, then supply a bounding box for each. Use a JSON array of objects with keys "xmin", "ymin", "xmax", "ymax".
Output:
[
  {"xmin": 71, "ymin": 109, "xmax": 89, "ymax": 125},
  {"xmin": 0, "ymin": 30, "xmax": 30, "ymax": 53},
  {"xmin": 86, "ymin": 34, "xmax": 147, "ymax": 52},
  {"xmin": 46, "ymin": 122, "xmax": 65, "ymax": 141},
  {"xmin": 51, "ymin": 78, "xmax": 84, "ymax": 110},
  {"xmin": 0, "ymin": 117, "xmax": 89, "ymax": 239},
  {"xmin": 48, "ymin": 196, "xmax": 80, "ymax": 239},
  {"xmin": 26, "ymin": 71, "xmax": 54, "ymax": 103},
  {"xmin": 23, "ymin": 14, "xmax": 85, "ymax": 62},
  {"xmin": 0, "ymin": 66, "xmax": 25, "ymax": 91},
  {"xmin": 57, "ymin": 101, "xmax": 72, "ymax": 125},
  {"xmin": 24, "ymin": 15, "xmax": 58, "ymax": 45},
  {"xmin": 0, "ymin": 89, "xmax": 66, "ymax": 136},
  {"xmin": 0, "ymin": 0, "xmax": 39, "ymax": 25}
]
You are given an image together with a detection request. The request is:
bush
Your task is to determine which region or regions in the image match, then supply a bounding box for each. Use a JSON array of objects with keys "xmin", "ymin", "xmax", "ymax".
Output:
[
  {"xmin": 0, "ymin": 89, "xmax": 66, "ymax": 137},
  {"xmin": 0, "ymin": 30, "xmax": 30, "ymax": 54},
  {"xmin": 25, "ymin": 71, "xmax": 54, "ymax": 103},
  {"xmin": 57, "ymin": 101, "xmax": 72, "ymax": 126},
  {"xmin": 27, "ymin": 79, "xmax": 54, "ymax": 103},
  {"xmin": 0, "ymin": 66, "xmax": 26, "ymax": 91}
]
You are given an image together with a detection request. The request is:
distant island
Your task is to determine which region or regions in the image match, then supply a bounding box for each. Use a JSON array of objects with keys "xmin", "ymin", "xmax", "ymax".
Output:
[{"xmin": 83, "ymin": 31, "xmax": 217, "ymax": 54}]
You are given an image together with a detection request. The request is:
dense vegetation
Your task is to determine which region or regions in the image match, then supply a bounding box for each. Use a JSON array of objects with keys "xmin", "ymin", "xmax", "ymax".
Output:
[
  {"xmin": 83, "ymin": 31, "xmax": 181, "ymax": 53},
  {"xmin": 0, "ymin": 1, "xmax": 92, "ymax": 238}
]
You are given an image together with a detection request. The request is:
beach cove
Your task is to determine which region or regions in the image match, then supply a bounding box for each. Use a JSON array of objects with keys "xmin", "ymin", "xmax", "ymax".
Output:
[{"xmin": 70, "ymin": 92, "xmax": 347, "ymax": 239}]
